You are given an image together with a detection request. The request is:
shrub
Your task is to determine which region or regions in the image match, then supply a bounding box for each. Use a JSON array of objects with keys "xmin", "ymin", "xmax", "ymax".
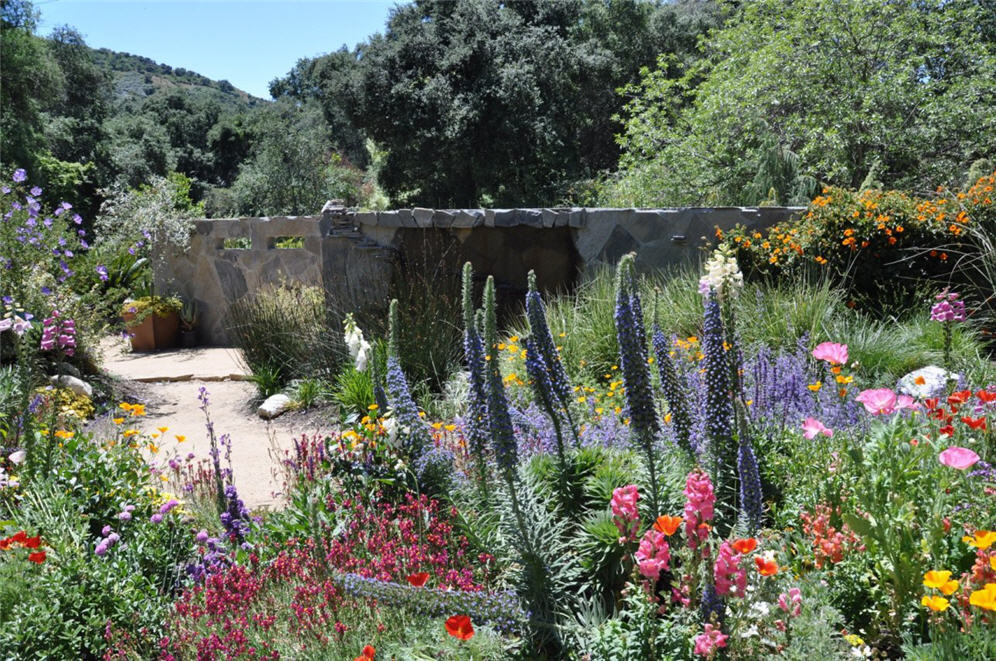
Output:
[{"xmin": 225, "ymin": 283, "xmax": 345, "ymax": 389}]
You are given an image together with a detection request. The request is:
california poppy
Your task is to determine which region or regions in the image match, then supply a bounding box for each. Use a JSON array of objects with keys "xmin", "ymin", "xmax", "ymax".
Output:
[
  {"xmin": 653, "ymin": 515, "xmax": 682, "ymax": 536},
  {"xmin": 732, "ymin": 538, "xmax": 757, "ymax": 554},
  {"xmin": 407, "ymin": 572, "xmax": 430, "ymax": 587},
  {"xmin": 445, "ymin": 615, "xmax": 475, "ymax": 641},
  {"xmin": 352, "ymin": 644, "xmax": 376, "ymax": 661},
  {"xmin": 754, "ymin": 555, "xmax": 778, "ymax": 576}
]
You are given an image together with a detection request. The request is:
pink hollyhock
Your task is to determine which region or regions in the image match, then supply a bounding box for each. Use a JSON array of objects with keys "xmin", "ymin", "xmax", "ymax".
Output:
[
  {"xmin": 683, "ymin": 469, "xmax": 715, "ymax": 551},
  {"xmin": 635, "ymin": 530, "xmax": 671, "ymax": 581},
  {"xmin": 802, "ymin": 417, "xmax": 833, "ymax": 439},
  {"xmin": 778, "ymin": 587, "xmax": 803, "ymax": 617},
  {"xmin": 855, "ymin": 388, "xmax": 898, "ymax": 415},
  {"xmin": 713, "ymin": 541, "xmax": 747, "ymax": 597},
  {"xmin": 938, "ymin": 446, "xmax": 980, "ymax": 470},
  {"xmin": 693, "ymin": 624, "xmax": 728, "ymax": 657},
  {"xmin": 812, "ymin": 342, "xmax": 848, "ymax": 365},
  {"xmin": 611, "ymin": 485, "xmax": 640, "ymax": 543}
]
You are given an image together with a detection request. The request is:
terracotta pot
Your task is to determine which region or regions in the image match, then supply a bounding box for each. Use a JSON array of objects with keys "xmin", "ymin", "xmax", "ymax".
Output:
[{"xmin": 122, "ymin": 310, "xmax": 179, "ymax": 352}]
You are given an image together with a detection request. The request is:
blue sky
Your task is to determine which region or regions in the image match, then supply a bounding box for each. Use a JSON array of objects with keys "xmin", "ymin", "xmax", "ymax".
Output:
[{"xmin": 36, "ymin": 0, "xmax": 401, "ymax": 99}]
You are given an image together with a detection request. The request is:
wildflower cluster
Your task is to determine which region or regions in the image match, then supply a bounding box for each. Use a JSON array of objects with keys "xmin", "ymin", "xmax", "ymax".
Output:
[{"xmin": 0, "ymin": 529, "xmax": 46, "ymax": 564}]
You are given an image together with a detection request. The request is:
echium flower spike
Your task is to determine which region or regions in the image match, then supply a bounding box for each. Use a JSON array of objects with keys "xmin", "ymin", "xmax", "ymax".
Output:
[
  {"xmin": 483, "ymin": 277, "xmax": 517, "ymax": 477},
  {"xmin": 461, "ymin": 262, "xmax": 491, "ymax": 494},
  {"xmin": 737, "ymin": 438, "xmax": 763, "ymax": 533},
  {"xmin": 615, "ymin": 254, "xmax": 661, "ymax": 514},
  {"xmin": 525, "ymin": 270, "xmax": 578, "ymax": 444},
  {"xmin": 385, "ymin": 299, "xmax": 431, "ymax": 457},
  {"xmin": 703, "ymin": 297, "xmax": 737, "ymax": 534},
  {"xmin": 388, "ymin": 297, "xmax": 400, "ymax": 358},
  {"xmin": 524, "ymin": 337, "xmax": 569, "ymax": 497},
  {"xmin": 652, "ymin": 326, "xmax": 694, "ymax": 456}
]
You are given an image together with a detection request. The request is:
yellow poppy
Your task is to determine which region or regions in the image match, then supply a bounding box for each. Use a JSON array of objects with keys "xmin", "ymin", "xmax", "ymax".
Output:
[
  {"xmin": 968, "ymin": 584, "xmax": 996, "ymax": 611},
  {"xmin": 920, "ymin": 595, "xmax": 950, "ymax": 612},
  {"xmin": 963, "ymin": 530, "xmax": 996, "ymax": 550}
]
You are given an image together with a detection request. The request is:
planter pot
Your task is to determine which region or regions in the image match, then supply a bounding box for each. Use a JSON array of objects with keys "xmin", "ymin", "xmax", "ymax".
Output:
[{"xmin": 122, "ymin": 311, "xmax": 179, "ymax": 352}]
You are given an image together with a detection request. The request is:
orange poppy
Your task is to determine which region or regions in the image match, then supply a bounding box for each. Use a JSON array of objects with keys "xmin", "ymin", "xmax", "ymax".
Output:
[
  {"xmin": 754, "ymin": 555, "xmax": 778, "ymax": 576},
  {"xmin": 353, "ymin": 644, "xmax": 376, "ymax": 661},
  {"xmin": 653, "ymin": 516, "xmax": 682, "ymax": 536},
  {"xmin": 948, "ymin": 390, "xmax": 972, "ymax": 405},
  {"xmin": 445, "ymin": 615, "xmax": 475, "ymax": 641},
  {"xmin": 407, "ymin": 572, "xmax": 430, "ymax": 588},
  {"xmin": 732, "ymin": 538, "xmax": 757, "ymax": 554}
]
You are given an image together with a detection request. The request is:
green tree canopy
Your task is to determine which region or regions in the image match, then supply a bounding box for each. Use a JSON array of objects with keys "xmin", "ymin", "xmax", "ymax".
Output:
[{"xmin": 609, "ymin": 0, "xmax": 996, "ymax": 207}]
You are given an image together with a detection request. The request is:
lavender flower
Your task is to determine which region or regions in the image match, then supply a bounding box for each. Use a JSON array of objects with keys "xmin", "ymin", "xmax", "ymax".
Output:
[{"xmin": 12, "ymin": 169, "xmax": 26, "ymax": 183}]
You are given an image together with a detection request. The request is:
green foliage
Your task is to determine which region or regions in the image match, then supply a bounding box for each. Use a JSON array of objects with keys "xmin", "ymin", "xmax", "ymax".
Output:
[
  {"xmin": 610, "ymin": 0, "xmax": 996, "ymax": 206},
  {"xmin": 335, "ymin": 367, "xmax": 375, "ymax": 418},
  {"xmin": 225, "ymin": 283, "xmax": 345, "ymax": 390}
]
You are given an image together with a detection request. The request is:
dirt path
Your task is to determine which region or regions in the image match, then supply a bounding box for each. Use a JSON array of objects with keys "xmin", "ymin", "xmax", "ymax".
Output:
[{"xmin": 98, "ymin": 338, "xmax": 337, "ymax": 509}]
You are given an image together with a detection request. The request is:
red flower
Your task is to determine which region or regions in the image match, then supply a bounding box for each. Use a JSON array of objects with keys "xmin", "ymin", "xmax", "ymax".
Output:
[
  {"xmin": 961, "ymin": 416, "xmax": 988, "ymax": 430},
  {"xmin": 754, "ymin": 555, "xmax": 779, "ymax": 576},
  {"xmin": 977, "ymin": 389, "xmax": 996, "ymax": 404},
  {"xmin": 948, "ymin": 390, "xmax": 972, "ymax": 405},
  {"xmin": 445, "ymin": 615, "xmax": 475, "ymax": 641},
  {"xmin": 23, "ymin": 535, "xmax": 41, "ymax": 549},
  {"xmin": 407, "ymin": 572, "xmax": 429, "ymax": 588},
  {"xmin": 939, "ymin": 425, "xmax": 955, "ymax": 436},
  {"xmin": 732, "ymin": 538, "xmax": 758, "ymax": 554},
  {"xmin": 11, "ymin": 531, "xmax": 27, "ymax": 544},
  {"xmin": 353, "ymin": 644, "xmax": 376, "ymax": 660},
  {"xmin": 924, "ymin": 398, "xmax": 940, "ymax": 411},
  {"xmin": 28, "ymin": 551, "xmax": 46, "ymax": 564}
]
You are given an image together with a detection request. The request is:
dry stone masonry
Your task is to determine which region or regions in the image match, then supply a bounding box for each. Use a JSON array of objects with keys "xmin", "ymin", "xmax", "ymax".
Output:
[{"xmin": 162, "ymin": 205, "xmax": 802, "ymax": 344}]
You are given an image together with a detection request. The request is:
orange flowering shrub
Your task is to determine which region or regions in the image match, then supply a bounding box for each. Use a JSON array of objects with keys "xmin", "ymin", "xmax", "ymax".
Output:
[{"xmin": 722, "ymin": 171, "xmax": 996, "ymax": 312}]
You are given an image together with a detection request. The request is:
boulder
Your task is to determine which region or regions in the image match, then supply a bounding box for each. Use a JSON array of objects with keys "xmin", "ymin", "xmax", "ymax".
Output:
[
  {"xmin": 49, "ymin": 374, "xmax": 93, "ymax": 398},
  {"xmin": 897, "ymin": 365, "xmax": 957, "ymax": 400},
  {"xmin": 258, "ymin": 393, "xmax": 294, "ymax": 420}
]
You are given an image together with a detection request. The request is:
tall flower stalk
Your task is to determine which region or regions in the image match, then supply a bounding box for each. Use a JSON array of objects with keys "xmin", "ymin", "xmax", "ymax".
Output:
[
  {"xmin": 702, "ymin": 297, "xmax": 737, "ymax": 533},
  {"xmin": 385, "ymin": 299, "xmax": 431, "ymax": 458},
  {"xmin": 524, "ymin": 271, "xmax": 579, "ymax": 445},
  {"xmin": 482, "ymin": 276, "xmax": 517, "ymax": 480},
  {"xmin": 461, "ymin": 262, "xmax": 491, "ymax": 498},
  {"xmin": 652, "ymin": 326, "xmax": 694, "ymax": 455},
  {"xmin": 614, "ymin": 254, "xmax": 661, "ymax": 515}
]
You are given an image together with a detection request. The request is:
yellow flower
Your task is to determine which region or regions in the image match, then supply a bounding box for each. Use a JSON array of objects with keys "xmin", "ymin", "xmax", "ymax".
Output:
[
  {"xmin": 963, "ymin": 530, "xmax": 996, "ymax": 550},
  {"xmin": 119, "ymin": 402, "xmax": 133, "ymax": 411},
  {"xmin": 175, "ymin": 435, "xmax": 186, "ymax": 443},
  {"xmin": 54, "ymin": 430, "xmax": 74, "ymax": 439},
  {"xmin": 835, "ymin": 375, "xmax": 853, "ymax": 384},
  {"xmin": 151, "ymin": 433, "xmax": 159, "ymax": 439},
  {"xmin": 444, "ymin": 424, "xmax": 456, "ymax": 432},
  {"xmin": 113, "ymin": 417, "xmax": 125, "ymax": 425},
  {"xmin": 157, "ymin": 426, "xmax": 169, "ymax": 434},
  {"xmin": 807, "ymin": 382, "xmax": 822, "ymax": 392},
  {"xmin": 921, "ymin": 595, "xmax": 950, "ymax": 612},
  {"xmin": 129, "ymin": 404, "xmax": 146, "ymax": 417},
  {"xmin": 368, "ymin": 403, "xmax": 379, "ymax": 411},
  {"xmin": 923, "ymin": 571, "xmax": 958, "ymax": 595},
  {"xmin": 122, "ymin": 429, "xmax": 139, "ymax": 437},
  {"xmin": 432, "ymin": 422, "xmax": 443, "ymax": 430},
  {"xmin": 595, "ymin": 407, "xmax": 604, "ymax": 415},
  {"xmin": 968, "ymin": 584, "xmax": 996, "ymax": 611},
  {"xmin": 991, "ymin": 557, "xmax": 996, "ymax": 572},
  {"xmin": 147, "ymin": 443, "xmax": 159, "ymax": 454}
]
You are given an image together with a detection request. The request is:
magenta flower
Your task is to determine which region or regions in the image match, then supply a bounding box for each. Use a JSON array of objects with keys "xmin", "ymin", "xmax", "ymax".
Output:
[
  {"xmin": 931, "ymin": 290, "xmax": 966, "ymax": 323},
  {"xmin": 778, "ymin": 587, "xmax": 803, "ymax": 617},
  {"xmin": 855, "ymin": 388, "xmax": 898, "ymax": 415},
  {"xmin": 812, "ymin": 342, "xmax": 848, "ymax": 365},
  {"xmin": 635, "ymin": 530, "xmax": 671, "ymax": 580},
  {"xmin": 938, "ymin": 446, "xmax": 980, "ymax": 470},
  {"xmin": 693, "ymin": 624, "xmax": 728, "ymax": 657},
  {"xmin": 713, "ymin": 540, "xmax": 747, "ymax": 597},
  {"xmin": 683, "ymin": 469, "xmax": 715, "ymax": 551},
  {"xmin": 802, "ymin": 417, "xmax": 833, "ymax": 439},
  {"xmin": 610, "ymin": 484, "xmax": 640, "ymax": 543}
]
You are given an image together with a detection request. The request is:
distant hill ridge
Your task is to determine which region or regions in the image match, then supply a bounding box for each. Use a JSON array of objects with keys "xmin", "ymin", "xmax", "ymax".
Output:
[{"xmin": 89, "ymin": 47, "xmax": 267, "ymax": 109}]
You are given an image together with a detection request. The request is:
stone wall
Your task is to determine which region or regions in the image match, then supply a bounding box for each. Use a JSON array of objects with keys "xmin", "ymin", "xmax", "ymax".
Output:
[{"xmin": 162, "ymin": 205, "xmax": 802, "ymax": 345}]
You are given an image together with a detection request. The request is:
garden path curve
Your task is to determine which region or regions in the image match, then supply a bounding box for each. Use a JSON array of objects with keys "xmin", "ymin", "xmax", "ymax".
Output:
[{"xmin": 98, "ymin": 338, "xmax": 333, "ymax": 510}]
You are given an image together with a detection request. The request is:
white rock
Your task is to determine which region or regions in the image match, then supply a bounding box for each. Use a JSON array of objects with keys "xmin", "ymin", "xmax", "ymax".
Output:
[
  {"xmin": 897, "ymin": 366, "xmax": 957, "ymax": 399},
  {"xmin": 49, "ymin": 374, "xmax": 93, "ymax": 398},
  {"xmin": 258, "ymin": 393, "xmax": 293, "ymax": 419}
]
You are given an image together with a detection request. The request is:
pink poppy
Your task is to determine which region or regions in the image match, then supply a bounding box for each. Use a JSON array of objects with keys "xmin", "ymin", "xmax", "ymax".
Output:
[
  {"xmin": 938, "ymin": 446, "xmax": 980, "ymax": 470},
  {"xmin": 802, "ymin": 417, "xmax": 833, "ymax": 439},
  {"xmin": 812, "ymin": 342, "xmax": 848, "ymax": 365},
  {"xmin": 855, "ymin": 388, "xmax": 898, "ymax": 415},
  {"xmin": 896, "ymin": 394, "xmax": 920, "ymax": 411}
]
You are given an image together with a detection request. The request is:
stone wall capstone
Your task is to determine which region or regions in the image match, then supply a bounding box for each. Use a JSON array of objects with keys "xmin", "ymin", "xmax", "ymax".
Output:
[{"xmin": 160, "ymin": 206, "xmax": 802, "ymax": 345}]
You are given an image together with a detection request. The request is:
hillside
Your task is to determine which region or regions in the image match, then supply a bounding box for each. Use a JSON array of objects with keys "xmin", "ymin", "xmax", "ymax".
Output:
[{"xmin": 89, "ymin": 47, "xmax": 266, "ymax": 110}]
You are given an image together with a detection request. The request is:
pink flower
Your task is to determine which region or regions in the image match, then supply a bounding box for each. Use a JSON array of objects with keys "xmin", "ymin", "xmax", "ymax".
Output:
[
  {"xmin": 693, "ymin": 624, "xmax": 728, "ymax": 657},
  {"xmin": 812, "ymin": 342, "xmax": 848, "ymax": 365},
  {"xmin": 938, "ymin": 446, "xmax": 980, "ymax": 470},
  {"xmin": 778, "ymin": 587, "xmax": 802, "ymax": 617},
  {"xmin": 611, "ymin": 485, "xmax": 640, "ymax": 543},
  {"xmin": 635, "ymin": 530, "xmax": 671, "ymax": 580},
  {"xmin": 713, "ymin": 541, "xmax": 747, "ymax": 597},
  {"xmin": 802, "ymin": 417, "xmax": 833, "ymax": 439},
  {"xmin": 683, "ymin": 469, "xmax": 715, "ymax": 551},
  {"xmin": 896, "ymin": 394, "xmax": 920, "ymax": 411},
  {"xmin": 855, "ymin": 388, "xmax": 898, "ymax": 415}
]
